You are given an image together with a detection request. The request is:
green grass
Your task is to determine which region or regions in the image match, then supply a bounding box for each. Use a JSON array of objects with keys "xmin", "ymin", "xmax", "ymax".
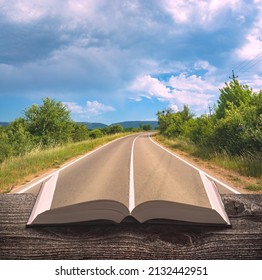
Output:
[
  {"xmin": 0, "ymin": 133, "xmax": 133, "ymax": 193},
  {"xmin": 155, "ymin": 135, "xmax": 211, "ymax": 159},
  {"xmin": 155, "ymin": 134, "xmax": 262, "ymax": 191},
  {"xmin": 211, "ymin": 153, "xmax": 262, "ymax": 178},
  {"xmin": 245, "ymin": 185, "xmax": 262, "ymax": 191}
]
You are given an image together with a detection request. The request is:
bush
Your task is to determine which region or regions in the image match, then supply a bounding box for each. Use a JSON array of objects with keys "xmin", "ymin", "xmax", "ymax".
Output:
[
  {"xmin": 7, "ymin": 118, "xmax": 34, "ymax": 156},
  {"xmin": 89, "ymin": 129, "xmax": 104, "ymax": 139},
  {"xmin": 184, "ymin": 116, "xmax": 214, "ymax": 147},
  {"xmin": 0, "ymin": 127, "xmax": 12, "ymax": 162},
  {"xmin": 108, "ymin": 124, "xmax": 124, "ymax": 134},
  {"xmin": 72, "ymin": 123, "xmax": 89, "ymax": 142},
  {"xmin": 212, "ymin": 111, "xmax": 246, "ymax": 154}
]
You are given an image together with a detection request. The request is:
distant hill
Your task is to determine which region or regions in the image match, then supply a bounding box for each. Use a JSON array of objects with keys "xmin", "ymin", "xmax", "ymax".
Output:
[
  {"xmin": 0, "ymin": 122, "xmax": 9, "ymax": 127},
  {"xmin": 111, "ymin": 121, "xmax": 158, "ymax": 129},
  {"xmin": 79, "ymin": 121, "xmax": 158, "ymax": 130},
  {"xmin": 78, "ymin": 122, "xmax": 108, "ymax": 130}
]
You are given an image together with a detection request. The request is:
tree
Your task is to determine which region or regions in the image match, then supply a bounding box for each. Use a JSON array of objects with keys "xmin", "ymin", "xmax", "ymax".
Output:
[
  {"xmin": 72, "ymin": 123, "xmax": 89, "ymax": 142},
  {"xmin": 89, "ymin": 129, "xmax": 103, "ymax": 139},
  {"xmin": 24, "ymin": 97, "xmax": 74, "ymax": 146},
  {"xmin": 108, "ymin": 124, "xmax": 124, "ymax": 134},
  {"xmin": 0, "ymin": 125, "xmax": 11, "ymax": 162},
  {"xmin": 180, "ymin": 105, "xmax": 194, "ymax": 122},
  {"xmin": 216, "ymin": 79, "xmax": 253, "ymax": 119},
  {"xmin": 7, "ymin": 118, "xmax": 33, "ymax": 156},
  {"xmin": 184, "ymin": 115, "xmax": 214, "ymax": 147},
  {"xmin": 142, "ymin": 124, "xmax": 152, "ymax": 131},
  {"xmin": 157, "ymin": 106, "xmax": 194, "ymax": 138},
  {"xmin": 157, "ymin": 108, "xmax": 175, "ymax": 135},
  {"xmin": 0, "ymin": 119, "xmax": 33, "ymax": 162}
]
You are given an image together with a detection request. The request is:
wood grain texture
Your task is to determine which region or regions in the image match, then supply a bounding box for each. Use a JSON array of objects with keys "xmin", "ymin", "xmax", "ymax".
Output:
[{"xmin": 0, "ymin": 194, "xmax": 261, "ymax": 259}]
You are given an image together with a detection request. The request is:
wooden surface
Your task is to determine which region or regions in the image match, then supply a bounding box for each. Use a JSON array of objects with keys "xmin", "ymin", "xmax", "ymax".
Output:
[{"xmin": 0, "ymin": 193, "xmax": 262, "ymax": 259}]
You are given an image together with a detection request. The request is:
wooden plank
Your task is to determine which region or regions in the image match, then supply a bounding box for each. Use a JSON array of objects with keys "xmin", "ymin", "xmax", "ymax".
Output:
[{"xmin": 0, "ymin": 194, "xmax": 261, "ymax": 259}]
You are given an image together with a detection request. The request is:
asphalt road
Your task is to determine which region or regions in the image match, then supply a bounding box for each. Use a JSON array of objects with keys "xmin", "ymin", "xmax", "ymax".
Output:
[
  {"xmin": 15, "ymin": 133, "xmax": 239, "ymax": 209},
  {"xmin": 134, "ymin": 134, "xmax": 211, "ymax": 208}
]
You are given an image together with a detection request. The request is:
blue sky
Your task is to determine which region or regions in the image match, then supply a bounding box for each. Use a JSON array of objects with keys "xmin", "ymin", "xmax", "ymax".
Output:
[{"xmin": 0, "ymin": 0, "xmax": 262, "ymax": 124}]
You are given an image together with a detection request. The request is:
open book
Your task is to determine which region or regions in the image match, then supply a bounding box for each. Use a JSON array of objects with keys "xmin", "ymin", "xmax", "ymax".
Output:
[{"xmin": 27, "ymin": 170, "xmax": 230, "ymax": 226}]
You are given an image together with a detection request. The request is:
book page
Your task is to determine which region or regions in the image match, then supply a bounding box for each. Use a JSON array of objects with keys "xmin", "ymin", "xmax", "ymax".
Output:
[
  {"xmin": 50, "ymin": 137, "xmax": 133, "ymax": 210},
  {"xmin": 134, "ymin": 135, "xmax": 211, "ymax": 208}
]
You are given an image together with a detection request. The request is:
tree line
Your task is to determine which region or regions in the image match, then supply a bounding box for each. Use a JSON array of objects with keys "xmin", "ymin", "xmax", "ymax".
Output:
[
  {"xmin": 0, "ymin": 98, "xmax": 151, "ymax": 163},
  {"xmin": 157, "ymin": 79, "xmax": 262, "ymax": 157}
]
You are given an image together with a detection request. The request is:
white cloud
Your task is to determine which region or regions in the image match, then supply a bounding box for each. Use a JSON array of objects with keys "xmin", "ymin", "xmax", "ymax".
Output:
[
  {"xmin": 161, "ymin": 0, "xmax": 242, "ymax": 28},
  {"xmin": 0, "ymin": 0, "xmax": 53, "ymax": 22},
  {"xmin": 251, "ymin": 74, "xmax": 262, "ymax": 90},
  {"xmin": 130, "ymin": 72, "xmax": 216, "ymax": 113},
  {"xmin": 172, "ymin": 89, "xmax": 213, "ymax": 110},
  {"xmin": 194, "ymin": 60, "xmax": 210, "ymax": 70},
  {"xmin": 235, "ymin": 1, "xmax": 262, "ymax": 63},
  {"xmin": 168, "ymin": 103, "xmax": 179, "ymax": 112},
  {"xmin": 169, "ymin": 73, "xmax": 217, "ymax": 92},
  {"xmin": 168, "ymin": 73, "xmax": 216, "ymax": 111},
  {"xmin": 236, "ymin": 34, "xmax": 262, "ymax": 62},
  {"xmin": 240, "ymin": 74, "xmax": 262, "ymax": 92},
  {"xmin": 63, "ymin": 100, "xmax": 115, "ymax": 118},
  {"xmin": 86, "ymin": 100, "xmax": 115, "ymax": 116},
  {"xmin": 0, "ymin": 0, "xmax": 99, "ymax": 23},
  {"xmin": 130, "ymin": 75, "xmax": 172, "ymax": 100},
  {"xmin": 62, "ymin": 102, "xmax": 85, "ymax": 114}
]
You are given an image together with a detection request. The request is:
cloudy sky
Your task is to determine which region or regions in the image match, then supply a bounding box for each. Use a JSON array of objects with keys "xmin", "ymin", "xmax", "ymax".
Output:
[{"xmin": 0, "ymin": 0, "xmax": 262, "ymax": 124}]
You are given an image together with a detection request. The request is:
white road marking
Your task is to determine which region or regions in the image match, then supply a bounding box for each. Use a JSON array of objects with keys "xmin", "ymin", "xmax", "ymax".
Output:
[
  {"xmin": 129, "ymin": 134, "xmax": 140, "ymax": 212},
  {"xmin": 17, "ymin": 134, "xmax": 139, "ymax": 194},
  {"xmin": 149, "ymin": 135, "xmax": 240, "ymax": 194}
]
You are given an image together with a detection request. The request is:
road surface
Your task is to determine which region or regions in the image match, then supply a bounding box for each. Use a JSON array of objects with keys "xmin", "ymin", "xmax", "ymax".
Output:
[{"xmin": 15, "ymin": 133, "xmax": 239, "ymax": 208}]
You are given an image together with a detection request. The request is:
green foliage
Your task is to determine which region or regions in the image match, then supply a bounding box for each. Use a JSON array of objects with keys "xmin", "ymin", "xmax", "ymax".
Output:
[
  {"xmin": 72, "ymin": 123, "xmax": 89, "ymax": 142},
  {"xmin": 0, "ymin": 126, "xmax": 12, "ymax": 162},
  {"xmin": 108, "ymin": 124, "xmax": 124, "ymax": 134},
  {"xmin": 184, "ymin": 115, "xmax": 215, "ymax": 147},
  {"xmin": 1, "ymin": 96, "xmax": 146, "ymax": 171},
  {"xmin": 216, "ymin": 79, "xmax": 253, "ymax": 119},
  {"xmin": 245, "ymin": 185, "xmax": 262, "ymax": 191},
  {"xmin": 157, "ymin": 80, "xmax": 261, "ymax": 158},
  {"xmin": 7, "ymin": 118, "xmax": 34, "ymax": 156},
  {"xmin": 24, "ymin": 97, "xmax": 73, "ymax": 146},
  {"xmin": 89, "ymin": 129, "xmax": 104, "ymax": 139},
  {"xmin": 164, "ymin": 114, "xmax": 184, "ymax": 138},
  {"xmin": 157, "ymin": 106, "xmax": 193, "ymax": 137},
  {"xmin": 213, "ymin": 89, "xmax": 262, "ymax": 155},
  {"xmin": 142, "ymin": 124, "xmax": 152, "ymax": 131},
  {"xmin": 0, "ymin": 96, "xmax": 137, "ymax": 164},
  {"xmin": 0, "ymin": 118, "xmax": 34, "ymax": 162}
]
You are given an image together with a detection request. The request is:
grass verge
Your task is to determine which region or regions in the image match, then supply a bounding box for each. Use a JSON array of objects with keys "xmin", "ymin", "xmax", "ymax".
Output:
[
  {"xmin": 0, "ymin": 133, "xmax": 134, "ymax": 193},
  {"xmin": 155, "ymin": 134, "xmax": 262, "ymax": 193},
  {"xmin": 245, "ymin": 185, "xmax": 262, "ymax": 191}
]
